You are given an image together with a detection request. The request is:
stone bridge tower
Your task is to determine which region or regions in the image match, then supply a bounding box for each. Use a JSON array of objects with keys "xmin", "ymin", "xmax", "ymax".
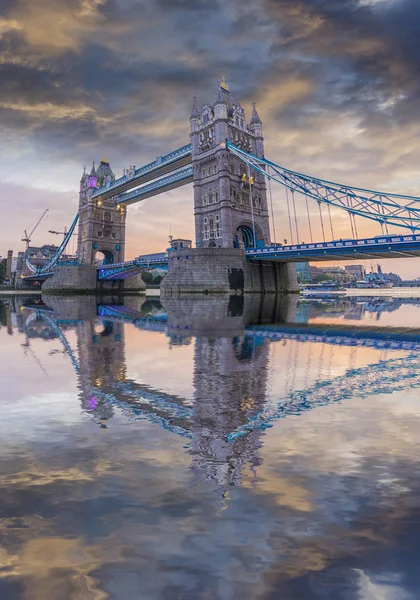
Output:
[
  {"xmin": 77, "ymin": 159, "xmax": 127, "ymax": 265},
  {"xmin": 191, "ymin": 80, "xmax": 271, "ymax": 249}
]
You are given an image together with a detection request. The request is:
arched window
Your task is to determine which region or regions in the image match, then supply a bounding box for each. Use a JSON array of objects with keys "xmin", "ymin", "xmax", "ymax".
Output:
[
  {"xmin": 209, "ymin": 216, "xmax": 215, "ymax": 239},
  {"xmin": 215, "ymin": 215, "xmax": 221, "ymax": 238},
  {"xmin": 104, "ymin": 211, "xmax": 112, "ymax": 223},
  {"xmin": 203, "ymin": 218, "xmax": 209, "ymax": 240}
]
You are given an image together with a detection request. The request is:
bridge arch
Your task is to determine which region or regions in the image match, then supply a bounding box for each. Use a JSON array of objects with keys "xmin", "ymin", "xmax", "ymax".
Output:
[
  {"xmin": 234, "ymin": 223, "xmax": 264, "ymax": 249},
  {"xmin": 94, "ymin": 249, "xmax": 114, "ymax": 265}
]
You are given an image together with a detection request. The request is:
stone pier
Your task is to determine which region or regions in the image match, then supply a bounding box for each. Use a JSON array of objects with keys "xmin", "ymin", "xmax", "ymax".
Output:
[
  {"xmin": 161, "ymin": 248, "xmax": 298, "ymax": 295},
  {"xmin": 41, "ymin": 265, "xmax": 146, "ymax": 294}
]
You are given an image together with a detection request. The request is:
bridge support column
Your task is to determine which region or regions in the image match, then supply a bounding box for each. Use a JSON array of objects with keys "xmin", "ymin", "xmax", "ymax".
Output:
[
  {"xmin": 41, "ymin": 265, "xmax": 98, "ymax": 294},
  {"xmin": 161, "ymin": 248, "xmax": 299, "ymax": 295}
]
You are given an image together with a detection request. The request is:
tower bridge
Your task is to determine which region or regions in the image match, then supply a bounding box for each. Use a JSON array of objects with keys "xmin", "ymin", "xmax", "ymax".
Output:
[{"xmin": 22, "ymin": 79, "xmax": 420, "ymax": 294}]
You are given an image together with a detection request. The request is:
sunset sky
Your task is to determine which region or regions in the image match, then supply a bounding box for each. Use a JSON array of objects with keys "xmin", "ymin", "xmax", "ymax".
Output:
[{"xmin": 1, "ymin": 0, "xmax": 420, "ymax": 276}]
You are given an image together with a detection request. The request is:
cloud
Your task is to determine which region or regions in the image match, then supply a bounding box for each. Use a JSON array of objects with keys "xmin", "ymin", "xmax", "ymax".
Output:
[
  {"xmin": 8, "ymin": 0, "xmax": 107, "ymax": 54},
  {"xmin": 0, "ymin": 0, "xmax": 420, "ymax": 275}
]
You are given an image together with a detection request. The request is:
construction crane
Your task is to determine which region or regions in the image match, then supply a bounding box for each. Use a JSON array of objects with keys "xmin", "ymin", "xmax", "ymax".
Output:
[
  {"xmin": 49, "ymin": 227, "xmax": 67, "ymax": 239},
  {"xmin": 22, "ymin": 209, "xmax": 49, "ymax": 250}
]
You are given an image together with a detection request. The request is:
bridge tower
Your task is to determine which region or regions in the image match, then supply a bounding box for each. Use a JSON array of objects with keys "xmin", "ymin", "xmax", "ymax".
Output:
[
  {"xmin": 77, "ymin": 159, "xmax": 127, "ymax": 265},
  {"xmin": 191, "ymin": 80, "xmax": 271, "ymax": 249}
]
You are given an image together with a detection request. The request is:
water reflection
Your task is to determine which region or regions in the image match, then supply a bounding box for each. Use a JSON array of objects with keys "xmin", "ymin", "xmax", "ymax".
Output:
[
  {"xmin": 1, "ymin": 293, "xmax": 420, "ymax": 599},
  {"xmin": 6, "ymin": 293, "xmax": 420, "ymax": 492}
]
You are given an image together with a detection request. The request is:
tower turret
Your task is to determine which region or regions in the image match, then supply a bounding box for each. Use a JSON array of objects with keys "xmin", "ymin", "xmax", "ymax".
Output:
[
  {"xmin": 249, "ymin": 102, "xmax": 263, "ymax": 150},
  {"xmin": 190, "ymin": 95, "xmax": 200, "ymax": 134},
  {"xmin": 88, "ymin": 162, "xmax": 97, "ymax": 188},
  {"xmin": 80, "ymin": 166, "xmax": 88, "ymax": 191},
  {"xmin": 214, "ymin": 81, "xmax": 228, "ymax": 122}
]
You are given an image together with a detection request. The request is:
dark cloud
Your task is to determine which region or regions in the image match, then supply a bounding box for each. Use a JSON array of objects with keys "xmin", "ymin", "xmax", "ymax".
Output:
[{"xmin": 1, "ymin": 0, "xmax": 420, "ymax": 276}]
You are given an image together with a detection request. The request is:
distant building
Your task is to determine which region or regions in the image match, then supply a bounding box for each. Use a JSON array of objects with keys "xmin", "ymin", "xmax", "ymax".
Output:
[
  {"xmin": 345, "ymin": 265, "xmax": 366, "ymax": 280},
  {"xmin": 5, "ymin": 250, "xmax": 13, "ymax": 280},
  {"xmin": 296, "ymin": 262, "xmax": 311, "ymax": 283},
  {"xmin": 386, "ymin": 272, "xmax": 402, "ymax": 284},
  {"xmin": 26, "ymin": 245, "xmax": 58, "ymax": 260},
  {"xmin": 170, "ymin": 239, "xmax": 192, "ymax": 251},
  {"xmin": 310, "ymin": 265, "xmax": 351, "ymax": 284}
]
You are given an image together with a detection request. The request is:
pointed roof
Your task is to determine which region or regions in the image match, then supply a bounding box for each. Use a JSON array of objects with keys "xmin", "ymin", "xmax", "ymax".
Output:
[
  {"xmin": 80, "ymin": 165, "xmax": 87, "ymax": 182},
  {"xmin": 96, "ymin": 158, "xmax": 115, "ymax": 186},
  {"xmin": 215, "ymin": 78, "xmax": 232, "ymax": 109},
  {"xmin": 190, "ymin": 95, "xmax": 200, "ymax": 118},
  {"xmin": 250, "ymin": 102, "xmax": 262, "ymax": 125},
  {"xmin": 89, "ymin": 161, "xmax": 96, "ymax": 177},
  {"xmin": 215, "ymin": 81, "xmax": 225, "ymax": 104}
]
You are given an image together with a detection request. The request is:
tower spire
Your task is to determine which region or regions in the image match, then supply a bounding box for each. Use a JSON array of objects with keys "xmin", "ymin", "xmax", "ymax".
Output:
[
  {"xmin": 190, "ymin": 94, "xmax": 200, "ymax": 119},
  {"xmin": 250, "ymin": 102, "xmax": 262, "ymax": 125},
  {"xmin": 90, "ymin": 161, "xmax": 96, "ymax": 177},
  {"xmin": 216, "ymin": 81, "xmax": 225, "ymax": 104}
]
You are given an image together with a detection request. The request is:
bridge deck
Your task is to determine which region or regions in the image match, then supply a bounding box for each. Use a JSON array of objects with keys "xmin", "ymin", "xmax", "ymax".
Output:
[{"xmin": 246, "ymin": 233, "xmax": 420, "ymax": 262}]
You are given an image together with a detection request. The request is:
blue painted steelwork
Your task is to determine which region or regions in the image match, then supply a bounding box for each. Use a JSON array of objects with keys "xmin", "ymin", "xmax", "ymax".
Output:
[
  {"xmin": 226, "ymin": 141, "xmax": 420, "ymax": 232},
  {"xmin": 25, "ymin": 213, "xmax": 79, "ymax": 276},
  {"xmin": 245, "ymin": 233, "xmax": 420, "ymax": 261},
  {"xmin": 118, "ymin": 167, "xmax": 193, "ymax": 205},
  {"xmin": 97, "ymin": 253, "xmax": 168, "ymax": 280},
  {"xmin": 92, "ymin": 144, "xmax": 192, "ymax": 201}
]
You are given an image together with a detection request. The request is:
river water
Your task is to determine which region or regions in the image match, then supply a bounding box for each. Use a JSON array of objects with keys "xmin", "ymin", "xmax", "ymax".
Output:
[{"xmin": 0, "ymin": 293, "xmax": 420, "ymax": 600}]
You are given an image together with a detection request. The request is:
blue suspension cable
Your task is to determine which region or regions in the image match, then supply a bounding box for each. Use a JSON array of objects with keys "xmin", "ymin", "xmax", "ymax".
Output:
[
  {"xmin": 353, "ymin": 214, "xmax": 359, "ymax": 239},
  {"xmin": 285, "ymin": 188, "xmax": 294, "ymax": 245},
  {"xmin": 291, "ymin": 189, "xmax": 300, "ymax": 244},
  {"xmin": 225, "ymin": 141, "xmax": 420, "ymax": 233},
  {"xmin": 267, "ymin": 170, "xmax": 277, "ymax": 244},
  {"xmin": 305, "ymin": 194, "xmax": 313, "ymax": 243},
  {"xmin": 327, "ymin": 204, "xmax": 335, "ymax": 240},
  {"xmin": 247, "ymin": 163, "xmax": 256, "ymax": 247},
  {"xmin": 346, "ymin": 192, "xmax": 355, "ymax": 238},
  {"xmin": 318, "ymin": 202, "xmax": 326, "ymax": 242}
]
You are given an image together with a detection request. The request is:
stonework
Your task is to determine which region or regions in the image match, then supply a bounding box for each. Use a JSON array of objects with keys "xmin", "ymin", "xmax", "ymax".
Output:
[
  {"xmin": 161, "ymin": 248, "xmax": 299, "ymax": 295},
  {"xmin": 191, "ymin": 82, "xmax": 271, "ymax": 250},
  {"xmin": 77, "ymin": 159, "xmax": 127, "ymax": 266}
]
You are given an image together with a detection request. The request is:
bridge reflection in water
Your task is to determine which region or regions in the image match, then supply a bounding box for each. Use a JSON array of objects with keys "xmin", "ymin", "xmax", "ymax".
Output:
[{"xmin": 16, "ymin": 293, "xmax": 420, "ymax": 493}]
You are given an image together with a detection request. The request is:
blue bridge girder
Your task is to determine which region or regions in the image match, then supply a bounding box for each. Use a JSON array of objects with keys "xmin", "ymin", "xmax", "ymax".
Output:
[
  {"xmin": 245, "ymin": 233, "xmax": 420, "ymax": 262},
  {"xmin": 117, "ymin": 166, "xmax": 193, "ymax": 205},
  {"xmin": 98, "ymin": 253, "xmax": 168, "ymax": 280},
  {"xmin": 91, "ymin": 144, "xmax": 192, "ymax": 202}
]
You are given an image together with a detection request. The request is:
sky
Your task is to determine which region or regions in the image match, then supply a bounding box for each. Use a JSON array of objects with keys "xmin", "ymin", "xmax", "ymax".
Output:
[{"xmin": 1, "ymin": 0, "xmax": 420, "ymax": 277}]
